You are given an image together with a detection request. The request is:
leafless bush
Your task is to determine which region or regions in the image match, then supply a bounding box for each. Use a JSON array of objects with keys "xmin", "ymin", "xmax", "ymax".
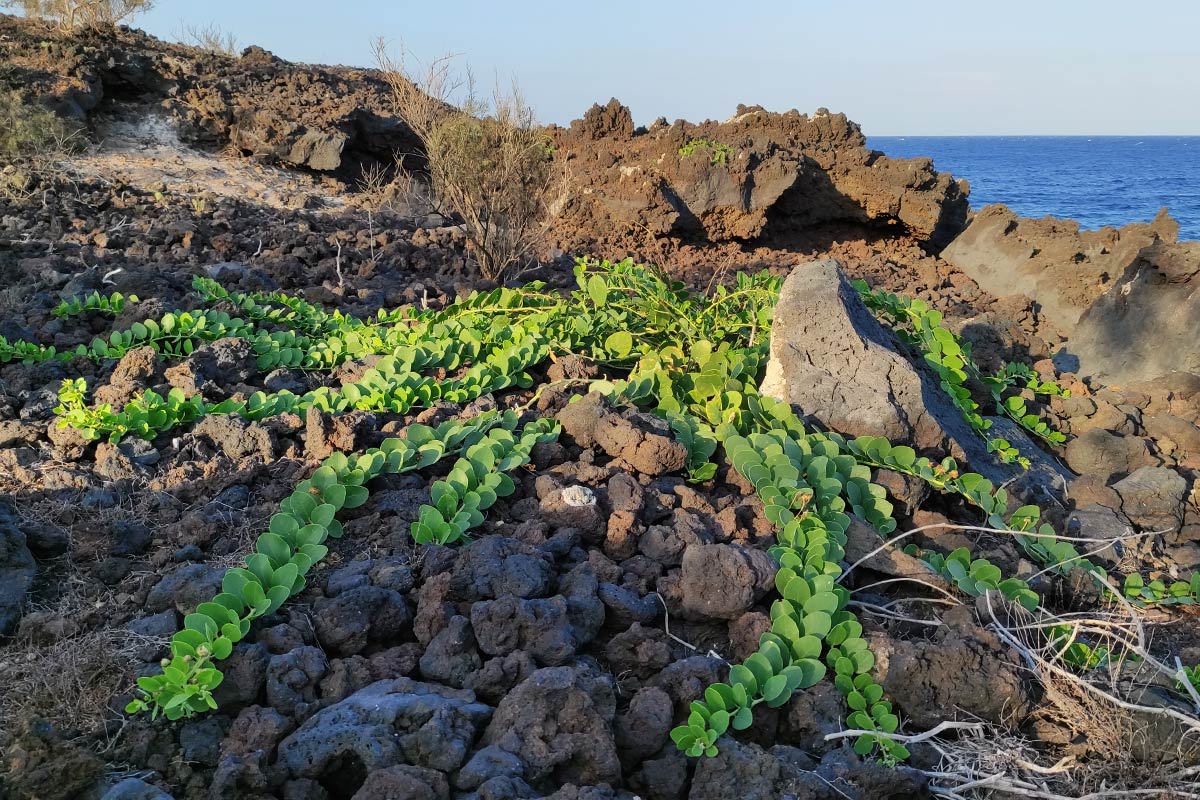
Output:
[
  {"xmin": 2, "ymin": 0, "xmax": 154, "ymax": 31},
  {"xmin": 374, "ymin": 40, "xmax": 558, "ymax": 282},
  {"xmin": 175, "ymin": 21, "xmax": 240, "ymax": 57}
]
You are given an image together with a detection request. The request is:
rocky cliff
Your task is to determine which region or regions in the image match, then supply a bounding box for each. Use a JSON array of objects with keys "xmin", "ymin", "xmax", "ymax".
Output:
[
  {"xmin": 0, "ymin": 14, "xmax": 421, "ymax": 173},
  {"xmin": 942, "ymin": 204, "xmax": 1200, "ymax": 383},
  {"xmin": 548, "ymin": 100, "xmax": 970, "ymax": 254}
]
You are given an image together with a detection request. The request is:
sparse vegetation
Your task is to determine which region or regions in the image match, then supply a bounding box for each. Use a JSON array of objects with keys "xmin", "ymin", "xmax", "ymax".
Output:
[
  {"xmin": 0, "ymin": 87, "xmax": 72, "ymax": 161},
  {"xmin": 679, "ymin": 137, "xmax": 733, "ymax": 165},
  {"xmin": 175, "ymin": 21, "xmax": 240, "ymax": 57},
  {"xmin": 53, "ymin": 290, "xmax": 138, "ymax": 319},
  {"xmin": 1, "ymin": 0, "xmax": 154, "ymax": 30},
  {"xmin": 374, "ymin": 41, "xmax": 558, "ymax": 281}
]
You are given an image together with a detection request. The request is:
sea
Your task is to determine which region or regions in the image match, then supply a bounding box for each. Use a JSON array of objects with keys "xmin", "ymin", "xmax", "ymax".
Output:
[{"xmin": 867, "ymin": 136, "xmax": 1200, "ymax": 241}]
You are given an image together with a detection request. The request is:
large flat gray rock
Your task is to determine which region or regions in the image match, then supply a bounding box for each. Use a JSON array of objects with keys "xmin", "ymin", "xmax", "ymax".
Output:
[{"xmin": 760, "ymin": 260, "xmax": 1071, "ymax": 505}]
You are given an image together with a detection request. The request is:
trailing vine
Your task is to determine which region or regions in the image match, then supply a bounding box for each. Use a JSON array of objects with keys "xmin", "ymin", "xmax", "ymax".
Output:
[
  {"xmin": 127, "ymin": 411, "xmax": 516, "ymax": 719},
  {"xmin": 853, "ymin": 281, "xmax": 1069, "ymax": 461},
  {"xmin": 24, "ymin": 256, "xmax": 1193, "ymax": 760},
  {"xmin": 53, "ymin": 290, "xmax": 138, "ymax": 319}
]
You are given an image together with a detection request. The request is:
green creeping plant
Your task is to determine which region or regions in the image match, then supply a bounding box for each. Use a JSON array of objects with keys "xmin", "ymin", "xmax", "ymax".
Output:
[
  {"xmin": 53, "ymin": 290, "xmax": 138, "ymax": 319},
  {"xmin": 411, "ymin": 418, "xmax": 560, "ymax": 545},
  {"xmin": 907, "ymin": 542, "xmax": 1114, "ymax": 671},
  {"xmin": 852, "ymin": 280, "xmax": 1071, "ymax": 459},
  {"xmin": 50, "ymin": 257, "xmax": 1191, "ymax": 757},
  {"xmin": 127, "ymin": 411, "xmax": 515, "ymax": 720},
  {"xmin": 670, "ymin": 395, "xmax": 907, "ymax": 764},
  {"xmin": 846, "ymin": 433, "xmax": 1200, "ymax": 608},
  {"xmin": 678, "ymin": 137, "xmax": 734, "ymax": 165}
]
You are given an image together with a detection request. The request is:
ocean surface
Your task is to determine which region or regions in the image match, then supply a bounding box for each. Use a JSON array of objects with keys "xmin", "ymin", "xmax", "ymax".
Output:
[{"xmin": 867, "ymin": 136, "xmax": 1200, "ymax": 241}]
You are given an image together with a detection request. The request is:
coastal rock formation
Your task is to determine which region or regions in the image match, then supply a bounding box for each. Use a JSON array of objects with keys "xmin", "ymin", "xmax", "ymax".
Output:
[
  {"xmin": 0, "ymin": 15, "xmax": 421, "ymax": 173},
  {"xmin": 942, "ymin": 204, "xmax": 1200, "ymax": 382},
  {"xmin": 941, "ymin": 204, "xmax": 1179, "ymax": 332},
  {"xmin": 1070, "ymin": 239, "xmax": 1200, "ymax": 382},
  {"xmin": 550, "ymin": 102, "xmax": 969, "ymax": 251}
]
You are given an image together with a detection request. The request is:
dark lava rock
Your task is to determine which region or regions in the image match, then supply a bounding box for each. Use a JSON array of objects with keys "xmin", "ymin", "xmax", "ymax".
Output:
[
  {"xmin": 614, "ymin": 686, "xmax": 673, "ymax": 765},
  {"xmin": 557, "ymin": 394, "xmax": 688, "ymax": 475},
  {"xmin": 0, "ymin": 500, "xmax": 36, "ymax": 635},
  {"xmin": 1112, "ymin": 466, "xmax": 1188, "ymax": 533},
  {"xmin": 313, "ymin": 584, "xmax": 412, "ymax": 656},
  {"xmin": 100, "ymin": 778, "xmax": 174, "ymax": 800},
  {"xmin": 110, "ymin": 520, "xmax": 153, "ymax": 556},
  {"xmin": 1064, "ymin": 428, "xmax": 1156, "ymax": 480},
  {"xmin": 419, "ymin": 614, "xmax": 483, "ymax": 687},
  {"xmin": 145, "ymin": 562, "xmax": 224, "ymax": 614},
  {"xmin": 164, "ymin": 337, "xmax": 257, "ymax": 400},
  {"xmin": 93, "ymin": 346, "xmax": 162, "ymax": 409},
  {"xmin": 350, "ymin": 764, "xmax": 449, "ymax": 800},
  {"xmin": 456, "ymin": 744, "xmax": 527, "ymax": 790},
  {"xmin": 190, "ymin": 414, "xmax": 279, "ymax": 461},
  {"xmin": 212, "ymin": 642, "xmax": 270, "ymax": 709},
  {"xmin": 448, "ymin": 536, "xmax": 555, "ymax": 601},
  {"xmin": 266, "ymin": 645, "xmax": 328, "ymax": 719},
  {"xmin": 679, "ymin": 543, "xmax": 776, "ymax": 620},
  {"xmin": 471, "ymin": 596, "xmax": 581, "ymax": 666},
  {"xmin": 876, "ymin": 605, "xmax": 1035, "ymax": 728},
  {"xmin": 276, "ymin": 679, "xmax": 492, "ymax": 782},
  {"xmin": 179, "ymin": 717, "xmax": 225, "ymax": 767},
  {"xmin": 481, "ymin": 663, "xmax": 621, "ymax": 787}
]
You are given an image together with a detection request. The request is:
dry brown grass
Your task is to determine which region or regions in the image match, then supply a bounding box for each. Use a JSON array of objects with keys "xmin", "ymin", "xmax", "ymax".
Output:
[
  {"xmin": 374, "ymin": 40, "xmax": 559, "ymax": 282},
  {"xmin": 910, "ymin": 595, "xmax": 1200, "ymax": 798},
  {"xmin": 0, "ymin": 627, "xmax": 163, "ymax": 737}
]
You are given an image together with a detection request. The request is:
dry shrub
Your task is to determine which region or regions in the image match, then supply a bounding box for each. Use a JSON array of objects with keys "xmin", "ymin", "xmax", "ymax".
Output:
[
  {"xmin": 0, "ymin": 88, "xmax": 73, "ymax": 160},
  {"xmin": 176, "ymin": 21, "xmax": 240, "ymax": 57},
  {"xmin": 374, "ymin": 40, "xmax": 558, "ymax": 281},
  {"xmin": 0, "ymin": 628, "xmax": 162, "ymax": 735},
  {"xmin": 1, "ymin": 0, "xmax": 154, "ymax": 30}
]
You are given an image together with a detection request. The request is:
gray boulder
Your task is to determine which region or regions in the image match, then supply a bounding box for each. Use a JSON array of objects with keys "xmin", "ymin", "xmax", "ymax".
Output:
[
  {"xmin": 0, "ymin": 500, "xmax": 36, "ymax": 635},
  {"xmin": 481, "ymin": 663, "xmax": 620, "ymax": 787},
  {"xmin": 760, "ymin": 260, "xmax": 1071, "ymax": 501},
  {"xmin": 276, "ymin": 678, "xmax": 493, "ymax": 779},
  {"xmin": 760, "ymin": 259, "xmax": 960, "ymax": 451}
]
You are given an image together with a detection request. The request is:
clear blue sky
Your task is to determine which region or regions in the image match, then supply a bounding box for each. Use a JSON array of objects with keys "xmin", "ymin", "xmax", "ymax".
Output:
[{"xmin": 134, "ymin": 0, "xmax": 1200, "ymax": 135}]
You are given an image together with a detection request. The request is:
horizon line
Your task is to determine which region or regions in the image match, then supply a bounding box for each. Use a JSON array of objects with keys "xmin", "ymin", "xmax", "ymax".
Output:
[{"xmin": 868, "ymin": 133, "xmax": 1200, "ymax": 138}]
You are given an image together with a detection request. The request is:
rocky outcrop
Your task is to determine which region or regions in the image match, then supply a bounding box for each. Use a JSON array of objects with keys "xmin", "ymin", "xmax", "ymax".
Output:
[
  {"xmin": 942, "ymin": 204, "xmax": 1200, "ymax": 382},
  {"xmin": 550, "ymin": 102, "xmax": 969, "ymax": 250},
  {"xmin": 1070, "ymin": 239, "xmax": 1200, "ymax": 382},
  {"xmin": 942, "ymin": 205, "xmax": 1178, "ymax": 332},
  {"xmin": 0, "ymin": 14, "xmax": 420, "ymax": 173}
]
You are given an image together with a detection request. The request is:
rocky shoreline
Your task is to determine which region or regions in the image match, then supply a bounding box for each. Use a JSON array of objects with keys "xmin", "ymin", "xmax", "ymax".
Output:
[{"xmin": 1, "ymin": 13, "xmax": 1198, "ymax": 800}]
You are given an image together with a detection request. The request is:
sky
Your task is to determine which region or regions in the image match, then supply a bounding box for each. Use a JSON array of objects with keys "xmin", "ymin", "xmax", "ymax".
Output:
[{"xmin": 132, "ymin": 0, "xmax": 1200, "ymax": 136}]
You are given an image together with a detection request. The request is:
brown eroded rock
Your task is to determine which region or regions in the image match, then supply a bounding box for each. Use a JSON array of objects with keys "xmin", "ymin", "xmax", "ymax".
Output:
[{"xmin": 550, "ymin": 102, "xmax": 968, "ymax": 250}]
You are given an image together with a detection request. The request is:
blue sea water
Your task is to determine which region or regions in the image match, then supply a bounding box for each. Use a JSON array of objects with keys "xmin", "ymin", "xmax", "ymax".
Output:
[{"xmin": 867, "ymin": 136, "xmax": 1200, "ymax": 241}]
